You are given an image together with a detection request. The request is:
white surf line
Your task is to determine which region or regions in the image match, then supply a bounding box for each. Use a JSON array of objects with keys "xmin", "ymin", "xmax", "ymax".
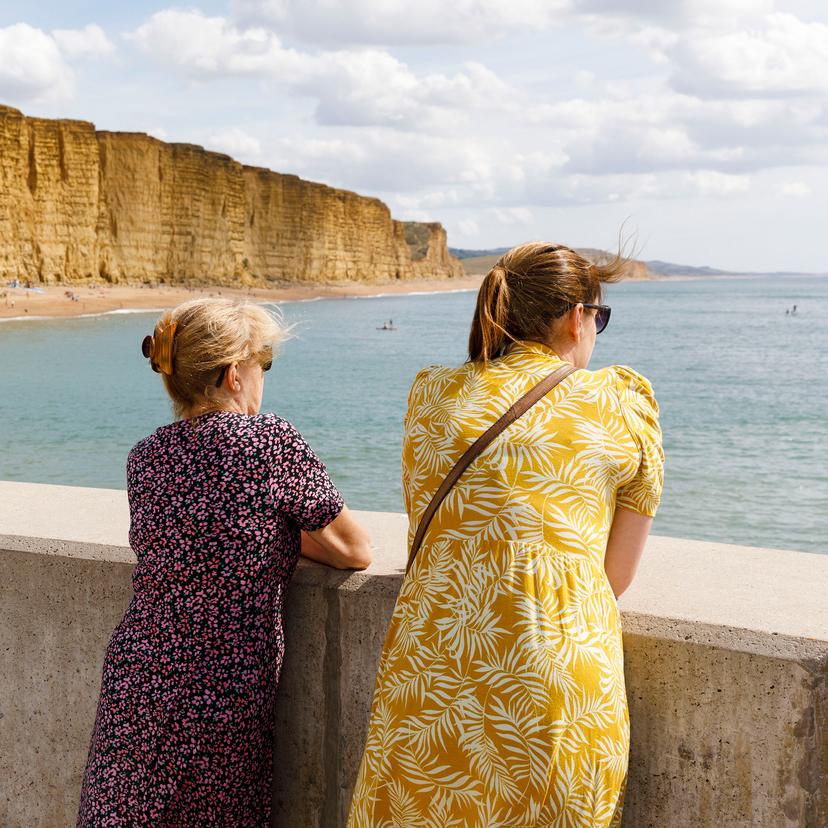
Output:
[
  {"xmin": 0, "ymin": 307, "xmax": 169, "ymax": 323},
  {"xmin": 263, "ymin": 289, "xmax": 476, "ymax": 307},
  {"xmin": 342, "ymin": 288, "xmax": 477, "ymax": 300}
]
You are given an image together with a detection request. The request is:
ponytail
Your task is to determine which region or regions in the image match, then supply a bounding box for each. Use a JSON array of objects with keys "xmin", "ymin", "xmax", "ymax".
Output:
[
  {"xmin": 466, "ymin": 241, "xmax": 628, "ymax": 364},
  {"xmin": 468, "ymin": 265, "xmax": 516, "ymax": 363}
]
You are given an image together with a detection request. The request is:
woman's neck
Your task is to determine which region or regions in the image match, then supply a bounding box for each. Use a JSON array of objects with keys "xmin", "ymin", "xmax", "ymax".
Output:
[{"xmin": 181, "ymin": 401, "xmax": 243, "ymax": 420}]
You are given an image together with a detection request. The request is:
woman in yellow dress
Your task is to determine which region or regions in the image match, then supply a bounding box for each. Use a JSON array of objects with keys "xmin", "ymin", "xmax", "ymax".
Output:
[{"xmin": 348, "ymin": 242, "xmax": 665, "ymax": 827}]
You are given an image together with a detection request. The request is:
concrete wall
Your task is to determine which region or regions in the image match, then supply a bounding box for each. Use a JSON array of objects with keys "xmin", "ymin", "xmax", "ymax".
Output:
[{"xmin": 1, "ymin": 480, "xmax": 827, "ymax": 827}]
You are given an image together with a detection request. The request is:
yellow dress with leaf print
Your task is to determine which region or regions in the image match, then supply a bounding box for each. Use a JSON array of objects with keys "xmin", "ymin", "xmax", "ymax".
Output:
[{"xmin": 347, "ymin": 340, "xmax": 665, "ymax": 828}]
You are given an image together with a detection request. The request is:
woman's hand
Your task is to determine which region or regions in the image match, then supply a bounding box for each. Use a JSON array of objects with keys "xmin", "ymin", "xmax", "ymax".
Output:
[
  {"xmin": 300, "ymin": 506, "xmax": 373, "ymax": 570},
  {"xmin": 604, "ymin": 506, "xmax": 653, "ymax": 598}
]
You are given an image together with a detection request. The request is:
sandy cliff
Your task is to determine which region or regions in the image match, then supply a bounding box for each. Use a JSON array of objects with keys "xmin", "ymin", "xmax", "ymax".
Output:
[{"xmin": 0, "ymin": 105, "xmax": 463, "ymax": 286}]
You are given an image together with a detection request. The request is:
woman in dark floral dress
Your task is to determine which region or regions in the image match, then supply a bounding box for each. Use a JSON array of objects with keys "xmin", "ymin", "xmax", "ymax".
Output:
[{"xmin": 77, "ymin": 298, "xmax": 372, "ymax": 827}]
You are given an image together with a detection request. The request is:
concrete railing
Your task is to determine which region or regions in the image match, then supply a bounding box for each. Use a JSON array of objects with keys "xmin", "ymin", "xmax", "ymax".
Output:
[{"xmin": 1, "ymin": 480, "xmax": 826, "ymax": 827}]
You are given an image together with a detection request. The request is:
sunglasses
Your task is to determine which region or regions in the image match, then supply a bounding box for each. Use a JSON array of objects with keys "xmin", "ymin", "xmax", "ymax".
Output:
[
  {"xmin": 582, "ymin": 303, "xmax": 611, "ymax": 335},
  {"xmin": 214, "ymin": 346, "xmax": 273, "ymax": 387}
]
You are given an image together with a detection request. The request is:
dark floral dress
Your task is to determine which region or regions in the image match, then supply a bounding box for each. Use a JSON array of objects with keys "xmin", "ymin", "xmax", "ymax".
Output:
[{"xmin": 77, "ymin": 410, "xmax": 344, "ymax": 827}]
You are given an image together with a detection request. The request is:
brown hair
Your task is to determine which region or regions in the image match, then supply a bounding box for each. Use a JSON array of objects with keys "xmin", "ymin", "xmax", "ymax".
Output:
[
  {"xmin": 468, "ymin": 242, "xmax": 627, "ymax": 363},
  {"xmin": 145, "ymin": 297, "xmax": 289, "ymax": 418}
]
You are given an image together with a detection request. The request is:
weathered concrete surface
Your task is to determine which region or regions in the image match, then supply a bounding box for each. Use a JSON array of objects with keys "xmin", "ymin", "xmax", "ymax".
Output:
[{"xmin": 1, "ymin": 480, "xmax": 827, "ymax": 827}]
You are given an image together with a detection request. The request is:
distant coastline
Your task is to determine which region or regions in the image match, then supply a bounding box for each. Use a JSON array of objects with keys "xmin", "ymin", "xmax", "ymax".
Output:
[{"xmin": 450, "ymin": 247, "xmax": 826, "ymax": 279}]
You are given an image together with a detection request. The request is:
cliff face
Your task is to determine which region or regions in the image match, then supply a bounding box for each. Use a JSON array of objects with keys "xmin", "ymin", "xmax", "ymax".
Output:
[{"xmin": 0, "ymin": 105, "xmax": 464, "ymax": 286}]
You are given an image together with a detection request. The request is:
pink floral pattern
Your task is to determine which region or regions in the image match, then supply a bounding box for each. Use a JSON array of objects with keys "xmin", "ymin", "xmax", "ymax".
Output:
[{"xmin": 77, "ymin": 411, "xmax": 344, "ymax": 827}]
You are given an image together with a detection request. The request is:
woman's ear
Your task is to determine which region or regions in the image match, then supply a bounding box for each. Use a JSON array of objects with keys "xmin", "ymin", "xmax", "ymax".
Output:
[
  {"xmin": 227, "ymin": 362, "xmax": 242, "ymax": 392},
  {"xmin": 569, "ymin": 303, "xmax": 584, "ymax": 343}
]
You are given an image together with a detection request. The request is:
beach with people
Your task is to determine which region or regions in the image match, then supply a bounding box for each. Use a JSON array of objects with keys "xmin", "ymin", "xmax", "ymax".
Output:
[
  {"xmin": 0, "ymin": 268, "xmax": 740, "ymax": 323},
  {"xmin": 0, "ymin": 276, "xmax": 490, "ymax": 321}
]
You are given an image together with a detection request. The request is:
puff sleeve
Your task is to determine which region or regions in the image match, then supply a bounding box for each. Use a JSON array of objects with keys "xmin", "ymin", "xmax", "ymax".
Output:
[{"xmin": 612, "ymin": 365, "xmax": 665, "ymax": 517}]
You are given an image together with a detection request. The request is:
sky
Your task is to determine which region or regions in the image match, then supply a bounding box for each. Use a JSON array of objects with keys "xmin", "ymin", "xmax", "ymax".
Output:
[{"xmin": 1, "ymin": 1, "xmax": 827, "ymax": 272}]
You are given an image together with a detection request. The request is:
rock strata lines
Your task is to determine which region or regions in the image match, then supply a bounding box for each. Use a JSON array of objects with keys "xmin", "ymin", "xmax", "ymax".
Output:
[{"xmin": 0, "ymin": 104, "xmax": 464, "ymax": 286}]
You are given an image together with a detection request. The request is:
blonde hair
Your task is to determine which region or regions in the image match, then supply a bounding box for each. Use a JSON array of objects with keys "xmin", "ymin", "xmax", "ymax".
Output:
[
  {"xmin": 468, "ymin": 242, "xmax": 628, "ymax": 363},
  {"xmin": 145, "ymin": 298, "xmax": 289, "ymax": 419}
]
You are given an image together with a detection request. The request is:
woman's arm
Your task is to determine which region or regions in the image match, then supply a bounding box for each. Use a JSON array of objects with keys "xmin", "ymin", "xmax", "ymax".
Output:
[
  {"xmin": 300, "ymin": 506, "xmax": 373, "ymax": 570},
  {"xmin": 604, "ymin": 506, "xmax": 653, "ymax": 598}
]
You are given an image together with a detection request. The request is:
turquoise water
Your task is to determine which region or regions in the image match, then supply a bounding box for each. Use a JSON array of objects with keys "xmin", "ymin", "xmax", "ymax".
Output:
[{"xmin": 1, "ymin": 276, "xmax": 826, "ymax": 555}]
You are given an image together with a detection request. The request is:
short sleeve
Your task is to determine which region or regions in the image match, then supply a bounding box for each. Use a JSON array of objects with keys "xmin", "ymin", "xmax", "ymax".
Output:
[
  {"xmin": 266, "ymin": 417, "xmax": 345, "ymax": 532},
  {"xmin": 612, "ymin": 365, "xmax": 665, "ymax": 517}
]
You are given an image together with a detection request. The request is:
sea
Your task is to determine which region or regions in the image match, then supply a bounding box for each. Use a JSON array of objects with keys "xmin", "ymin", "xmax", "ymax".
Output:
[{"xmin": 0, "ymin": 275, "xmax": 825, "ymax": 555}]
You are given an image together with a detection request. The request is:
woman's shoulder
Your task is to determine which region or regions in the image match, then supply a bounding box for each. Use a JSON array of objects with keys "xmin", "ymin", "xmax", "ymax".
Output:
[
  {"xmin": 251, "ymin": 412, "xmax": 325, "ymax": 460},
  {"xmin": 586, "ymin": 363, "xmax": 656, "ymax": 402},
  {"xmin": 126, "ymin": 428, "xmax": 168, "ymax": 485},
  {"xmin": 410, "ymin": 362, "xmax": 461, "ymax": 386},
  {"xmin": 605, "ymin": 364, "xmax": 656, "ymax": 400},
  {"xmin": 596, "ymin": 365, "xmax": 661, "ymax": 442},
  {"xmin": 250, "ymin": 411, "xmax": 306, "ymax": 446},
  {"xmin": 135, "ymin": 411, "xmax": 297, "ymax": 452},
  {"xmin": 127, "ymin": 429, "xmax": 161, "ymax": 465},
  {"xmin": 253, "ymin": 410, "xmax": 290, "ymax": 432},
  {"xmin": 406, "ymin": 362, "xmax": 472, "ymax": 406}
]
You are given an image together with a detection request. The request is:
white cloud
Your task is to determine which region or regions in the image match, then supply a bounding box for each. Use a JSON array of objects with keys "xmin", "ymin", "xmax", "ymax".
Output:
[
  {"xmin": 120, "ymin": 4, "xmax": 828, "ymax": 223},
  {"xmin": 206, "ymin": 127, "xmax": 262, "ymax": 160},
  {"xmin": 531, "ymin": 89, "xmax": 828, "ymax": 176},
  {"xmin": 53, "ymin": 24, "xmax": 114, "ymax": 59},
  {"xmin": 230, "ymin": 0, "xmax": 569, "ymax": 45},
  {"xmin": 265, "ymin": 128, "xmax": 663, "ymax": 209},
  {"xmin": 684, "ymin": 170, "xmax": 750, "ymax": 197},
  {"xmin": 0, "ymin": 23, "xmax": 74, "ymax": 103},
  {"xmin": 230, "ymin": 0, "xmax": 781, "ymax": 48},
  {"xmin": 671, "ymin": 12, "xmax": 828, "ymax": 97},
  {"xmin": 393, "ymin": 207, "xmax": 433, "ymax": 222},
  {"xmin": 395, "ymin": 191, "xmax": 464, "ymax": 211},
  {"xmin": 308, "ymin": 55, "xmax": 512, "ymax": 128},
  {"xmin": 492, "ymin": 206, "xmax": 534, "ymax": 225},
  {"xmin": 779, "ymin": 180, "xmax": 812, "ymax": 197},
  {"xmin": 266, "ymin": 130, "xmax": 495, "ymax": 194},
  {"xmin": 129, "ymin": 10, "xmax": 515, "ymax": 128},
  {"xmin": 457, "ymin": 218, "xmax": 481, "ymax": 238},
  {"xmin": 146, "ymin": 125, "xmax": 169, "ymax": 141},
  {"xmin": 571, "ymin": 4, "xmax": 828, "ymax": 103},
  {"xmin": 128, "ymin": 10, "xmax": 303, "ymax": 76},
  {"xmin": 575, "ymin": 0, "xmax": 775, "ymax": 31}
]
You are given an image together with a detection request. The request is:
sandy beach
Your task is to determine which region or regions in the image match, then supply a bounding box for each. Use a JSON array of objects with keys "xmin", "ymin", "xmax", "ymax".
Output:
[{"xmin": 0, "ymin": 276, "xmax": 487, "ymax": 322}]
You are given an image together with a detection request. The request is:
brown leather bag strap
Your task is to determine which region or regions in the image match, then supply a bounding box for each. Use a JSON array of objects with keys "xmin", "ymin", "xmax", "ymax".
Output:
[{"xmin": 405, "ymin": 363, "xmax": 579, "ymax": 575}]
